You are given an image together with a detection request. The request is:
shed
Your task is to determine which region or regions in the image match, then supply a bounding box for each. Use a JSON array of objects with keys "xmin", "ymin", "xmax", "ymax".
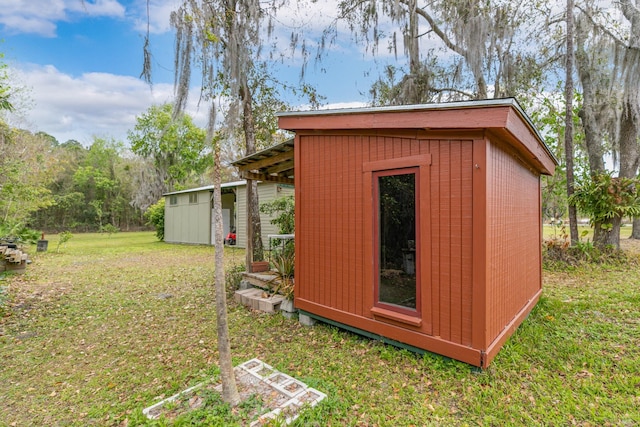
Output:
[
  {"xmin": 278, "ymin": 98, "xmax": 557, "ymax": 368},
  {"xmin": 164, "ymin": 180, "xmax": 294, "ymax": 248}
]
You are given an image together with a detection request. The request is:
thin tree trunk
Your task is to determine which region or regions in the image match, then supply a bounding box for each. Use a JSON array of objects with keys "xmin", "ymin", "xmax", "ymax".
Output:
[
  {"xmin": 245, "ymin": 189, "xmax": 254, "ymax": 271},
  {"xmin": 247, "ymin": 180, "xmax": 263, "ymax": 261},
  {"xmin": 406, "ymin": 0, "xmax": 422, "ymax": 104},
  {"xmin": 565, "ymin": 0, "xmax": 579, "ymax": 245},
  {"xmin": 211, "ymin": 107, "xmax": 240, "ymax": 406},
  {"xmin": 407, "ymin": 0, "xmax": 419, "ymax": 78},
  {"xmin": 240, "ymin": 77, "xmax": 263, "ymax": 264}
]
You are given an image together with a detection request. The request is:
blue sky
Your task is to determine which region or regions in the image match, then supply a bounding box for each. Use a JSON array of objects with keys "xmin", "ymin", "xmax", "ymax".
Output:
[{"xmin": 0, "ymin": 0, "xmax": 387, "ymax": 144}]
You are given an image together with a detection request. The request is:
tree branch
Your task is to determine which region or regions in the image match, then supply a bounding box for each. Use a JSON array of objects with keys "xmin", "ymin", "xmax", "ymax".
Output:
[
  {"xmin": 576, "ymin": 4, "xmax": 639, "ymax": 50},
  {"xmin": 432, "ymin": 87, "xmax": 475, "ymax": 98},
  {"xmin": 618, "ymin": 0, "xmax": 640, "ymax": 24},
  {"xmin": 406, "ymin": 1, "xmax": 467, "ymax": 58}
]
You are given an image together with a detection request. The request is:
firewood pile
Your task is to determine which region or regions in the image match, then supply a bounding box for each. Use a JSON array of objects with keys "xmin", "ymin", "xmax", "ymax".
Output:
[{"xmin": 0, "ymin": 244, "xmax": 29, "ymax": 272}]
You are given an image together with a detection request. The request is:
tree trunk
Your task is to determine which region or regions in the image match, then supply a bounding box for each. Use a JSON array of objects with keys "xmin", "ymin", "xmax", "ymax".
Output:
[
  {"xmin": 593, "ymin": 216, "xmax": 622, "ymax": 250},
  {"xmin": 211, "ymin": 107, "xmax": 240, "ymax": 406},
  {"xmin": 406, "ymin": 0, "xmax": 422, "ymax": 104},
  {"xmin": 575, "ymin": 14, "xmax": 605, "ymax": 174},
  {"xmin": 620, "ymin": 0, "xmax": 640, "ymax": 239},
  {"xmin": 618, "ymin": 101, "xmax": 640, "ymax": 240},
  {"xmin": 248, "ymin": 180, "xmax": 263, "ymax": 261},
  {"xmin": 240, "ymin": 77, "xmax": 263, "ymax": 265},
  {"xmin": 631, "ymin": 217, "xmax": 640, "ymax": 239},
  {"xmin": 618, "ymin": 100, "xmax": 640, "ymax": 180},
  {"xmin": 565, "ymin": 0, "xmax": 579, "ymax": 245}
]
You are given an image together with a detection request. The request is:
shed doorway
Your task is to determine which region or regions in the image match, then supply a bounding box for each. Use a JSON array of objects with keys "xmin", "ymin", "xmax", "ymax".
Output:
[{"xmin": 374, "ymin": 168, "xmax": 420, "ymax": 317}]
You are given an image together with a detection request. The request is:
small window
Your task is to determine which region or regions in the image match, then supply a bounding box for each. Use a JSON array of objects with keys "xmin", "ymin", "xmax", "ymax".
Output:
[
  {"xmin": 189, "ymin": 193, "xmax": 198, "ymax": 204},
  {"xmin": 169, "ymin": 195, "xmax": 178, "ymax": 205}
]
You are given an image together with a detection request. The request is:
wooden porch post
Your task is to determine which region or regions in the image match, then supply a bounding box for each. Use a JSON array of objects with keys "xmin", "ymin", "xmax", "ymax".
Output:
[{"xmin": 246, "ymin": 178, "xmax": 254, "ymax": 272}]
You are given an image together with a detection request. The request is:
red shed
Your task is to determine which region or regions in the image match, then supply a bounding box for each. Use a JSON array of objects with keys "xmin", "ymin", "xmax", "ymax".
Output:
[{"xmin": 273, "ymin": 99, "xmax": 557, "ymax": 368}]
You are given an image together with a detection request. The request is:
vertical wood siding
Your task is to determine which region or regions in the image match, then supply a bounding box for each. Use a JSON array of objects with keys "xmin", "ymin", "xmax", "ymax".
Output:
[
  {"xmin": 297, "ymin": 134, "xmax": 474, "ymax": 345},
  {"xmin": 485, "ymin": 143, "xmax": 542, "ymax": 342},
  {"xmin": 430, "ymin": 140, "xmax": 474, "ymax": 346}
]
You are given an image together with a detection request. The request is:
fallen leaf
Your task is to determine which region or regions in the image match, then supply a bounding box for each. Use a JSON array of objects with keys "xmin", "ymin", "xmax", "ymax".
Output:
[{"xmin": 188, "ymin": 395, "xmax": 203, "ymax": 409}]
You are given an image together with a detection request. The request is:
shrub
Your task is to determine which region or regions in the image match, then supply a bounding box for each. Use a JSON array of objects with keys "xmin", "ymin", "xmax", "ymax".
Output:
[
  {"xmin": 56, "ymin": 231, "xmax": 73, "ymax": 253},
  {"xmin": 260, "ymin": 195, "xmax": 294, "ymax": 234},
  {"xmin": 569, "ymin": 172, "xmax": 640, "ymax": 228},
  {"xmin": 260, "ymin": 195, "xmax": 296, "ymax": 293},
  {"xmin": 225, "ymin": 262, "xmax": 246, "ymax": 296},
  {"xmin": 542, "ymin": 228, "xmax": 632, "ymax": 269},
  {"xmin": 145, "ymin": 198, "xmax": 165, "ymax": 241},
  {"xmin": 569, "ymin": 172, "xmax": 640, "ymax": 249},
  {"xmin": 0, "ymin": 221, "xmax": 40, "ymax": 246},
  {"xmin": 99, "ymin": 223, "xmax": 119, "ymax": 237}
]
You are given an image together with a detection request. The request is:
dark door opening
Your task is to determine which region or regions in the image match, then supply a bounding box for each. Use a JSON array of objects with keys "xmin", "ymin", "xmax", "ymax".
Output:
[{"xmin": 374, "ymin": 168, "xmax": 420, "ymax": 316}]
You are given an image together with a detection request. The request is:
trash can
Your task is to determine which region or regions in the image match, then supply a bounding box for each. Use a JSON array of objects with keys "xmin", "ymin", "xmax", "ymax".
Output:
[{"xmin": 37, "ymin": 240, "xmax": 48, "ymax": 252}]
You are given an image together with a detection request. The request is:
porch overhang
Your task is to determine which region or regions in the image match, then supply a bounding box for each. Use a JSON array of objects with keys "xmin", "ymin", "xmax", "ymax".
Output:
[{"xmin": 231, "ymin": 139, "xmax": 295, "ymax": 184}]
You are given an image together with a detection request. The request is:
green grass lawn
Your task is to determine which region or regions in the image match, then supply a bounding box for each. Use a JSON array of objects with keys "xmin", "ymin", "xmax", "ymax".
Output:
[{"xmin": 1, "ymin": 232, "xmax": 638, "ymax": 426}]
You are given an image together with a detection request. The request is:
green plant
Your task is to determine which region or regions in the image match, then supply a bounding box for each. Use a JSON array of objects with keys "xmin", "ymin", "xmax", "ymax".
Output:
[
  {"xmin": 269, "ymin": 251, "xmax": 294, "ymax": 299},
  {"xmin": 569, "ymin": 172, "xmax": 640, "ymax": 249},
  {"xmin": 144, "ymin": 198, "xmax": 165, "ymax": 241},
  {"xmin": 260, "ymin": 195, "xmax": 294, "ymax": 234},
  {"xmin": 570, "ymin": 172, "xmax": 640, "ymax": 224},
  {"xmin": 56, "ymin": 231, "xmax": 73, "ymax": 253},
  {"xmin": 0, "ymin": 221, "xmax": 40, "ymax": 246},
  {"xmin": 573, "ymin": 238, "xmax": 594, "ymax": 259},
  {"xmin": 98, "ymin": 223, "xmax": 119, "ymax": 237},
  {"xmin": 225, "ymin": 262, "xmax": 246, "ymax": 296}
]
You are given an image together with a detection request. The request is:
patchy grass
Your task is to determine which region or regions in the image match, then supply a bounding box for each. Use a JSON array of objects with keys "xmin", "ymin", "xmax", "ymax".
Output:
[
  {"xmin": 1, "ymin": 232, "xmax": 638, "ymax": 426},
  {"xmin": 543, "ymin": 223, "xmax": 633, "ymax": 240}
]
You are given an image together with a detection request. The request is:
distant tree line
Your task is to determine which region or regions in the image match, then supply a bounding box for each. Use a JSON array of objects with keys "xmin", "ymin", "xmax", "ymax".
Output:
[
  {"xmin": 28, "ymin": 137, "xmax": 146, "ymax": 233},
  {"xmin": 1, "ymin": 100, "xmax": 222, "ymax": 236}
]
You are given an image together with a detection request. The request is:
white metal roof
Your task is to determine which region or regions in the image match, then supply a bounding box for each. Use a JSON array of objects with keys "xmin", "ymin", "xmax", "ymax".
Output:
[{"xmin": 163, "ymin": 180, "xmax": 246, "ymax": 196}]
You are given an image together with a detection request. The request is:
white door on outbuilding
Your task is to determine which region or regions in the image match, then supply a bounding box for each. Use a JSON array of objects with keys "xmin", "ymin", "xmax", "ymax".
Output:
[{"xmin": 211, "ymin": 208, "xmax": 231, "ymax": 244}]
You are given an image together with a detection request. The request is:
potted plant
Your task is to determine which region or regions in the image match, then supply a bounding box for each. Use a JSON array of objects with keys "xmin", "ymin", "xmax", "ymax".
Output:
[{"xmin": 269, "ymin": 251, "xmax": 295, "ymax": 314}]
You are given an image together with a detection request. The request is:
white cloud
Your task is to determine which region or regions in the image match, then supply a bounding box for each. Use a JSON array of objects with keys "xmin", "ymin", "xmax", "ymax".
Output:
[
  {"xmin": 12, "ymin": 63, "xmax": 210, "ymax": 145},
  {"xmin": 0, "ymin": 0, "xmax": 125, "ymax": 37},
  {"xmin": 0, "ymin": 15, "xmax": 59, "ymax": 37},
  {"xmin": 130, "ymin": 0, "xmax": 180, "ymax": 34},
  {"xmin": 71, "ymin": 0, "xmax": 126, "ymax": 17},
  {"xmin": 8, "ymin": 62, "xmax": 372, "ymax": 147}
]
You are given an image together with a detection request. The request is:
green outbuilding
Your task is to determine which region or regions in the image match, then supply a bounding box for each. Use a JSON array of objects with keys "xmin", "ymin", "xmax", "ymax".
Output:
[{"xmin": 163, "ymin": 180, "xmax": 293, "ymax": 248}]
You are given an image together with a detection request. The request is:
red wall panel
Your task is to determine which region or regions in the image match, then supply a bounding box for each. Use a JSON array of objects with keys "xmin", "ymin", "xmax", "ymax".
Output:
[
  {"xmin": 296, "ymin": 134, "xmax": 474, "ymax": 345},
  {"xmin": 485, "ymin": 142, "xmax": 542, "ymax": 342}
]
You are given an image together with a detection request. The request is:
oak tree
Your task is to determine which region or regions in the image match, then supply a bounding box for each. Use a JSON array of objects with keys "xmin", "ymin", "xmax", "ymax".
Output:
[
  {"xmin": 573, "ymin": 0, "xmax": 640, "ymax": 248},
  {"xmin": 128, "ymin": 103, "xmax": 210, "ymax": 197}
]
